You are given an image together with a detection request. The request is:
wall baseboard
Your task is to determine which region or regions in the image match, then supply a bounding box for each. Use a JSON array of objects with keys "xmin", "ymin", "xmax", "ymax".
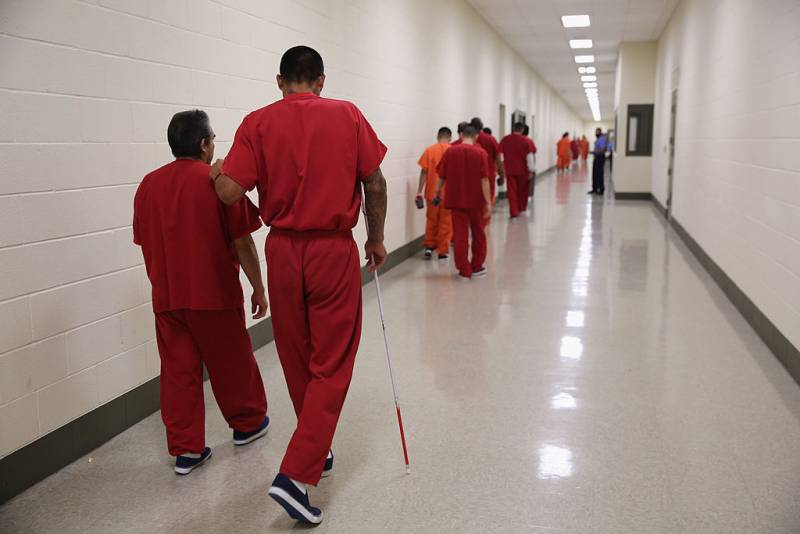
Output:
[
  {"xmin": 0, "ymin": 233, "xmax": 425, "ymax": 505},
  {"xmin": 668, "ymin": 216, "xmax": 800, "ymax": 387},
  {"xmin": 615, "ymin": 191, "xmax": 653, "ymax": 200}
]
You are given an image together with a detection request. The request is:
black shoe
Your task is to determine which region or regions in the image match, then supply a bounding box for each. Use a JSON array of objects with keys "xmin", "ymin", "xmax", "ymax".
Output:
[
  {"xmin": 233, "ymin": 416, "xmax": 270, "ymax": 446},
  {"xmin": 268, "ymin": 474, "xmax": 324, "ymax": 524},
  {"xmin": 174, "ymin": 447, "xmax": 212, "ymax": 475},
  {"xmin": 438, "ymin": 254, "xmax": 449, "ymax": 261},
  {"xmin": 587, "ymin": 190, "xmax": 596, "ymax": 195},
  {"xmin": 321, "ymin": 450, "xmax": 334, "ymax": 478},
  {"xmin": 423, "ymin": 248, "xmax": 433, "ymax": 259}
]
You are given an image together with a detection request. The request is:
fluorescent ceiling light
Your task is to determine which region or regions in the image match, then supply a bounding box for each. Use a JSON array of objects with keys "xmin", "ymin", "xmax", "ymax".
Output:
[
  {"xmin": 574, "ymin": 55, "xmax": 595, "ymax": 64},
  {"xmin": 580, "ymin": 75, "xmax": 597, "ymax": 82},
  {"xmin": 569, "ymin": 39, "xmax": 593, "ymax": 49},
  {"xmin": 583, "ymin": 82, "xmax": 598, "ymax": 88},
  {"xmin": 561, "ymin": 15, "xmax": 590, "ymax": 28},
  {"xmin": 578, "ymin": 66, "xmax": 597, "ymax": 74}
]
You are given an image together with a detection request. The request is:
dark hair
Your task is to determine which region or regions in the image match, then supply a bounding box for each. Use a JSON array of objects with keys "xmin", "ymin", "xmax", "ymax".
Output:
[
  {"xmin": 462, "ymin": 125, "xmax": 479, "ymax": 138},
  {"xmin": 513, "ymin": 122, "xmax": 525, "ymax": 132},
  {"xmin": 437, "ymin": 127, "xmax": 452, "ymax": 138},
  {"xmin": 523, "ymin": 124, "xmax": 530, "ymax": 136},
  {"xmin": 457, "ymin": 121, "xmax": 469, "ymax": 134},
  {"xmin": 470, "ymin": 117, "xmax": 484, "ymax": 130},
  {"xmin": 280, "ymin": 45, "xmax": 324, "ymax": 84},
  {"xmin": 167, "ymin": 110, "xmax": 212, "ymax": 158},
  {"xmin": 482, "ymin": 127, "xmax": 492, "ymax": 135},
  {"xmin": 562, "ymin": 132, "xmax": 569, "ymax": 137}
]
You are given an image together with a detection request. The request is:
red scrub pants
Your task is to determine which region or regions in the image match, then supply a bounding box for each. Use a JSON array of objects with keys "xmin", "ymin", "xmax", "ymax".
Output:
[
  {"xmin": 506, "ymin": 174, "xmax": 527, "ymax": 217},
  {"xmin": 155, "ymin": 308, "xmax": 267, "ymax": 457},
  {"xmin": 266, "ymin": 229, "xmax": 362, "ymax": 485},
  {"xmin": 451, "ymin": 208, "xmax": 487, "ymax": 277}
]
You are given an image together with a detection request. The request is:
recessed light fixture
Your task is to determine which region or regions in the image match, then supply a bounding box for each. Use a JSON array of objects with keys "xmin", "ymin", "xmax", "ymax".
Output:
[
  {"xmin": 578, "ymin": 66, "xmax": 597, "ymax": 74},
  {"xmin": 561, "ymin": 15, "xmax": 590, "ymax": 28},
  {"xmin": 583, "ymin": 82, "xmax": 598, "ymax": 88},
  {"xmin": 580, "ymin": 75, "xmax": 597, "ymax": 82},
  {"xmin": 569, "ymin": 39, "xmax": 593, "ymax": 49},
  {"xmin": 574, "ymin": 55, "xmax": 595, "ymax": 64}
]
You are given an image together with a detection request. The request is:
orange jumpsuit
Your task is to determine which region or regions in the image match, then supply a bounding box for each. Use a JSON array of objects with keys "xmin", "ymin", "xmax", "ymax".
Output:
[
  {"xmin": 580, "ymin": 137, "xmax": 589, "ymax": 160},
  {"xmin": 418, "ymin": 142, "xmax": 452, "ymax": 256},
  {"xmin": 557, "ymin": 137, "xmax": 572, "ymax": 170}
]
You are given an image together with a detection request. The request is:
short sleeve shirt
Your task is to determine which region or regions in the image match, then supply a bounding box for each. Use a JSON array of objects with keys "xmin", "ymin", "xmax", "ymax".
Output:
[
  {"xmin": 436, "ymin": 144, "xmax": 489, "ymax": 210},
  {"xmin": 222, "ymin": 93, "xmax": 387, "ymax": 231},
  {"xmin": 133, "ymin": 159, "xmax": 262, "ymax": 312},
  {"xmin": 417, "ymin": 142, "xmax": 450, "ymax": 200},
  {"xmin": 476, "ymin": 132, "xmax": 501, "ymax": 177},
  {"xmin": 499, "ymin": 133, "xmax": 532, "ymax": 176}
]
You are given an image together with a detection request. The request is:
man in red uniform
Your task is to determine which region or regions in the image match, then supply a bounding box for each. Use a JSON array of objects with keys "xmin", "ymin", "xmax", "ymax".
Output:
[
  {"xmin": 133, "ymin": 110, "xmax": 269, "ymax": 475},
  {"xmin": 500, "ymin": 122, "xmax": 535, "ymax": 219},
  {"xmin": 211, "ymin": 46, "xmax": 388, "ymax": 525},
  {"xmin": 522, "ymin": 124, "xmax": 538, "ymax": 209},
  {"xmin": 433, "ymin": 125, "xmax": 491, "ymax": 280},
  {"xmin": 470, "ymin": 117, "xmax": 505, "ymax": 205},
  {"xmin": 415, "ymin": 126, "xmax": 452, "ymax": 260}
]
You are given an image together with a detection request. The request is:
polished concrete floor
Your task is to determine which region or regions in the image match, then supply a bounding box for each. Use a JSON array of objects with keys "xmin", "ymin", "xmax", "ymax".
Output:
[{"xmin": 2, "ymin": 163, "xmax": 800, "ymax": 533}]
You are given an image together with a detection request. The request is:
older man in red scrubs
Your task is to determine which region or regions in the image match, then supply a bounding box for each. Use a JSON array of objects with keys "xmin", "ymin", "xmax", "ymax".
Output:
[
  {"xmin": 470, "ymin": 117, "xmax": 505, "ymax": 205},
  {"xmin": 133, "ymin": 110, "xmax": 269, "ymax": 476},
  {"xmin": 211, "ymin": 46, "xmax": 388, "ymax": 525}
]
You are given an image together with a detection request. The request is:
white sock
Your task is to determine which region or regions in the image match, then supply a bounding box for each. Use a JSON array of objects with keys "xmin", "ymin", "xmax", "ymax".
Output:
[
  {"xmin": 327, "ymin": 450, "xmax": 333, "ymax": 460},
  {"xmin": 290, "ymin": 478, "xmax": 307, "ymax": 494},
  {"xmin": 182, "ymin": 452, "xmax": 201, "ymax": 459}
]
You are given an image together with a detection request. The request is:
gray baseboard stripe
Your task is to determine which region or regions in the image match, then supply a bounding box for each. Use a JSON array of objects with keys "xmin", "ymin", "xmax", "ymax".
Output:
[
  {"xmin": 668, "ymin": 216, "xmax": 800, "ymax": 387},
  {"xmin": 0, "ymin": 233, "xmax": 425, "ymax": 505},
  {"xmin": 615, "ymin": 192, "xmax": 653, "ymax": 200},
  {"xmin": 651, "ymin": 195, "xmax": 668, "ymax": 218}
]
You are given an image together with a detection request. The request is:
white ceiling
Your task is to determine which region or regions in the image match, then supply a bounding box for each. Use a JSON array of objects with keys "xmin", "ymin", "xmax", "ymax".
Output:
[{"xmin": 466, "ymin": 0, "xmax": 678, "ymax": 121}]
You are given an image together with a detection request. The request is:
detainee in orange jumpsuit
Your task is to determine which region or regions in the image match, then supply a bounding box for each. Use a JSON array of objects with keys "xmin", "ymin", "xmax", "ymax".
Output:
[
  {"xmin": 580, "ymin": 135, "xmax": 589, "ymax": 160},
  {"xmin": 556, "ymin": 132, "xmax": 572, "ymax": 173},
  {"xmin": 415, "ymin": 126, "xmax": 453, "ymax": 260}
]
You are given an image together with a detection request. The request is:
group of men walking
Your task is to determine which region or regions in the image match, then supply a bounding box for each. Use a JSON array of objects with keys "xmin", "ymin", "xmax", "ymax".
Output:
[
  {"xmin": 555, "ymin": 128, "xmax": 611, "ymax": 195},
  {"xmin": 131, "ymin": 42, "xmax": 613, "ymax": 526},
  {"xmin": 415, "ymin": 120, "xmax": 537, "ymax": 280}
]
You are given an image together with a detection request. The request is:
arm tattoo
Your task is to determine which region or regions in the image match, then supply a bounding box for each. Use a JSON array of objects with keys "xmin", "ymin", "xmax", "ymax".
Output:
[{"xmin": 363, "ymin": 167, "xmax": 387, "ymax": 242}]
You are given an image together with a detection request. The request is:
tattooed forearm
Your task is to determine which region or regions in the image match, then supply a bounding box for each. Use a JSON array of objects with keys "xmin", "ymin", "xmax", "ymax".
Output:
[{"xmin": 363, "ymin": 167, "xmax": 387, "ymax": 242}]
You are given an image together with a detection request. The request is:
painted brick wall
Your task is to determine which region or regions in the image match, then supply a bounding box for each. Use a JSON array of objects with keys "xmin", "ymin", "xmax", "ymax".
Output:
[
  {"xmin": 651, "ymin": 0, "xmax": 800, "ymax": 349},
  {"xmin": 0, "ymin": 0, "xmax": 583, "ymax": 457}
]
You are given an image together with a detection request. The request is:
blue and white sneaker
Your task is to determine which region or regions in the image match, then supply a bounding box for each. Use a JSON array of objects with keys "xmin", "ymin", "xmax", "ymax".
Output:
[
  {"xmin": 233, "ymin": 416, "xmax": 270, "ymax": 446},
  {"xmin": 174, "ymin": 447, "xmax": 212, "ymax": 475},
  {"xmin": 321, "ymin": 450, "xmax": 334, "ymax": 478},
  {"xmin": 268, "ymin": 473, "xmax": 324, "ymax": 524}
]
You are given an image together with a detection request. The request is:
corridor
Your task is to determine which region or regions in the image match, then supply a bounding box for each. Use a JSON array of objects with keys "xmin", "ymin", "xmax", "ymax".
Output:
[{"xmin": 2, "ymin": 164, "xmax": 798, "ymax": 533}]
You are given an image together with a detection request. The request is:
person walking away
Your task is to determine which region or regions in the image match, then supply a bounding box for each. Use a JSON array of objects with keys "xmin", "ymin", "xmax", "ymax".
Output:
[
  {"xmin": 415, "ymin": 127, "xmax": 453, "ymax": 260},
  {"xmin": 433, "ymin": 125, "xmax": 491, "ymax": 280},
  {"xmin": 211, "ymin": 46, "xmax": 387, "ymax": 525},
  {"xmin": 133, "ymin": 110, "xmax": 269, "ymax": 476},
  {"xmin": 499, "ymin": 122, "xmax": 534, "ymax": 219}
]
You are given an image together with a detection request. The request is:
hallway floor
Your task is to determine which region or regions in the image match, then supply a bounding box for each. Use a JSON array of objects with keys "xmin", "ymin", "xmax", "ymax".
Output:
[{"xmin": 2, "ymin": 163, "xmax": 799, "ymax": 533}]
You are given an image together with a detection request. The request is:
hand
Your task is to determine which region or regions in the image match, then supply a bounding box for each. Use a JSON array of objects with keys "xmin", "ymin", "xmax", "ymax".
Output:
[
  {"xmin": 431, "ymin": 196, "xmax": 441, "ymax": 207},
  {"xmin": 364, "ymin": 240, "xmax": 387, "ymax": 272},
  {"xmin": 414, "ymin": 195, "xmax": 424, "ymax": 210},
  {"xmin": 497, "ymin": 176, "xmax": 505, "ymax": 186},
  {"xmin": 210, "ymin": 158, "xmax": 224, "ymax": 181},
  {"xmin": 483, "ymin": 202, "xmax": 491, "ymax": 221},
  {"xmin": 251, "ymin": 290, "xmax": 268, "ymax": 319}
]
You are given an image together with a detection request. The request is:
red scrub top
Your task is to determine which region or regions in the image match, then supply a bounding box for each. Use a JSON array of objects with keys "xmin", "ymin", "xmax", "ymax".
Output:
[
  {"xmin": 476, "ymin": 131, "xmax": 501, "ymax": 177},
  {"xmin": 222, "ymin": 93, "xmax": 387, "ymax": 232},
  {"xmin": 526, "ymin": 137, "xmax": 538, "ymax": 154},
  {"xmin": 436, "ymin": 143, "xmax": 489, "ymax": 210},
  {"xmin": 499, "ymin": 133, "xmax": 533, "ymax": 176},
  {"xmin": 133, "ymin": 159, "xmax": 262, "ymax": 313}
]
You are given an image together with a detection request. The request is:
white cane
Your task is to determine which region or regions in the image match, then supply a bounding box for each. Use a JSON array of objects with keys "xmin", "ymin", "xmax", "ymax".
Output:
[{"xmin": 361, "ymin": 186, "xmax": 411, "ymax": 474}]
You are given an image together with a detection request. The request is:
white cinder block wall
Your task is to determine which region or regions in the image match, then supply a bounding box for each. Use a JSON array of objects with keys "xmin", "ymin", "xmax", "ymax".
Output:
[
  {"xmin": 0, "ymin": 0, "xmax": 583, "ymax": 458},
  {"xmin": 651, "ymin": 0, "xmax": 800, "ymax": 349}
]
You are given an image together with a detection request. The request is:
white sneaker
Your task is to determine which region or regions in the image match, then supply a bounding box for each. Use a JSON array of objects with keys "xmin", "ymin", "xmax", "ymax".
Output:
[{"xmin": 472, "ymin": 267, "xmax": 487, "ymax": 278}]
